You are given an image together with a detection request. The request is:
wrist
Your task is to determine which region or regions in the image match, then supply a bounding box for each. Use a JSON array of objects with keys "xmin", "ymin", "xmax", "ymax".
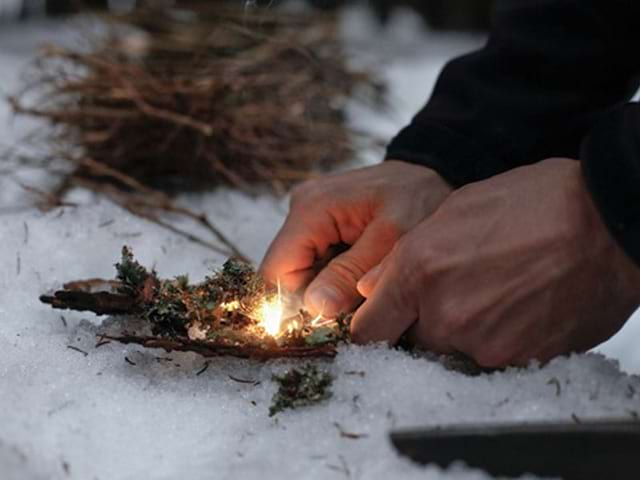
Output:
[{"xmin": 385, "ymin": 159, "xmax": 454, "ymax": 191}]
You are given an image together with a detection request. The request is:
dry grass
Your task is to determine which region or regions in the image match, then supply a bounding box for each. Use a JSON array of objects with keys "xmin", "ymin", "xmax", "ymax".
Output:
[{"xmin": 6, "ymin": 3, "xmax": 383, "ymax": 258}]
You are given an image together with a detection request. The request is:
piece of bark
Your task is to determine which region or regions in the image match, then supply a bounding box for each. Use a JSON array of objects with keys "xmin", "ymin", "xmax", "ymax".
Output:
[
  {"xmin": 40, "ymin": 278, "xmax": 139, "ymax": 316},
  {"xmin": 40, "ymin": 290, "xmax": 138, "ymax": 316},
  {"xmin": 63, "ymin": 278, "xmax": 122, "ymax": 293}
]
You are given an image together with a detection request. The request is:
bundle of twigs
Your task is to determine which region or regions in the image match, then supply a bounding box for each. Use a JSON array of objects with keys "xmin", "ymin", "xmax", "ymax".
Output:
[
  {"xmin": 40, "ymin": 247, "xmax": 351, "ymax": 360},
  {"xmin": 6, "ymin": 3, "xmax": 381, "ymax": 258},
  {"xmin": 10, "ymin": 4, "xmax": 382, "ymax": 193}
]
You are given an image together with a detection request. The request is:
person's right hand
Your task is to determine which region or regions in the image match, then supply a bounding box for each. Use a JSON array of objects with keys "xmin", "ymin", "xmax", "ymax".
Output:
[{"xmin": 260, "ymin": 160, "xmax": 453, "ymax": 317}]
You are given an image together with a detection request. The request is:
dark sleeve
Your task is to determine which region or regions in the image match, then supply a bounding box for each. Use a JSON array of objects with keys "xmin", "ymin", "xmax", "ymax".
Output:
[
  {"xmin": 386, "ymin": 0, "xmax": 640, "ymax": 187},
  {"xmin": 582, "ymin": 104, "xmax": 640, "ymax": 266}
]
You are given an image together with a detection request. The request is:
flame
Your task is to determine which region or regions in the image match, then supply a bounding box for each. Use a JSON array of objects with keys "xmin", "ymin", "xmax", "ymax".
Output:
[{"xmin": 259, "ymin": 280, "xmax": 284, "ymax": 337}]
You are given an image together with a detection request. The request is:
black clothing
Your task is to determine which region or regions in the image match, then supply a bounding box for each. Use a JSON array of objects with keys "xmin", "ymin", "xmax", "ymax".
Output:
[{"xmin": 386, "ymin": 0, "xmax": 640, "ymax": 265}]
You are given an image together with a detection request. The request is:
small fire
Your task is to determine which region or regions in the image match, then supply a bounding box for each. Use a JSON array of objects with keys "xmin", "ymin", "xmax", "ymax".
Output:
[
  {"xmin": 249, "ymin": 281, "xmax": 335, "ymax": 338},
  {"xmin": 258, "ymin": 280, "xmax": 284, "ymax": 337}
]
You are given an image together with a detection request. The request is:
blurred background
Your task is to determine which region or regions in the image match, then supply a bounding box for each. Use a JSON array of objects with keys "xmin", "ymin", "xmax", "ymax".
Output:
[{"xmin": 0, "ymin": 0, "xmax": 493, "ymax": 31}]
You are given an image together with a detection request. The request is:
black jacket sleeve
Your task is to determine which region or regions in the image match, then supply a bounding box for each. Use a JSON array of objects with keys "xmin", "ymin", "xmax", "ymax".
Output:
[{"xmin": 387, "ymin": 0, "xmax": 640, "ymax": 263}]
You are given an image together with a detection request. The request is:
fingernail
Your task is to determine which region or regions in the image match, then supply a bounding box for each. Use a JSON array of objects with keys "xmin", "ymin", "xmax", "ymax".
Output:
[{"xmin": 306, "ymin": 286, "xmax": 344, "ymax": 316}]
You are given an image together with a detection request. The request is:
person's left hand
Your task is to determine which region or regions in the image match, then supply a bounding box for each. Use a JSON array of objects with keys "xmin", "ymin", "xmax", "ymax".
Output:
[{"xmin": 352, "ymin": 158, "xmax": 640, "ymax": 367}]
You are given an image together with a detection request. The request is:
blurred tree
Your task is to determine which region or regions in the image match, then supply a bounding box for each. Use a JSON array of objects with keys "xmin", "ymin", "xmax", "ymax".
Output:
[
  {"xmin": 45, "ymin": 0, "xmax": 107, "ymax": 15},
  {"xmin": 16, "ymin": 0, "xmax": 493, "ymax": 31}
]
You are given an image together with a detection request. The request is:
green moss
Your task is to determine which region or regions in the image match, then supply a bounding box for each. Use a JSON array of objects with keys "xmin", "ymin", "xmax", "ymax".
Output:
[
  {"xmin": 206, "ymin": 258, "xmax": 265, "ymax": 304},
  {"xmin": 114, "ymin": 246, "xmax": 151, "ymax": 295},
  {"xmin": 269, "ymin": 365, "xmax": 333, "ymax": 416},
  {"xmin": 304, "ymin": 326, "xmax": 336, "ymax": 346},
  {"xmin": 111, "ymin": 246, "xmax": 353, "ymax": 349},
  {"xmin": 144, "ymin": 279, "xmax": 189, "ymax": 337}
]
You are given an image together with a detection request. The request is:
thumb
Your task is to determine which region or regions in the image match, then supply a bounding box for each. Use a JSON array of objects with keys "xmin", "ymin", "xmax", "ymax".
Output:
[{"xmin": 304, "ymin": 220, "xmax": 401, "ymax": 317}]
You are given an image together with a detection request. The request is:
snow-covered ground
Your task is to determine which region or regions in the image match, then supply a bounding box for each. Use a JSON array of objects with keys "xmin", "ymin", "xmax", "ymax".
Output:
[{"xmin": 1, "ymin": 9, "xmax": 639, "ymax": 480}]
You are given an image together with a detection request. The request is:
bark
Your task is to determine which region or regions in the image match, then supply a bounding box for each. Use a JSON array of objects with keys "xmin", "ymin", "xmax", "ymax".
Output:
[{"xmin": 40, "ymin": 279, "xmax": 137, "ymax": 316}]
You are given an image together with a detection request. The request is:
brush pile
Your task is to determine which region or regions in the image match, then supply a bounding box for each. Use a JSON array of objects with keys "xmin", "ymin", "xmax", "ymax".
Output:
[{"xmin": 10, "ymin": 3, "xmax": 382, "ymax": 193}]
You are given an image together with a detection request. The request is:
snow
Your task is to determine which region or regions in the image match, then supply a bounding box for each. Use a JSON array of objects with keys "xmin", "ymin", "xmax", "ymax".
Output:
[{"xmin": 1, "ymin": 9, "xmax": 640, "ymax": 480}]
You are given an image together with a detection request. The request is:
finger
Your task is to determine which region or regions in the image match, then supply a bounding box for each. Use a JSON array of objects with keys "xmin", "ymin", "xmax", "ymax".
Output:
[
  {"xmin": 277, "ymin": 244, "xmax": 350, "ymax": 296},
  {"xmin": 304, "ymin": 220, "xmax": 401, "ymax": 317},
  {"xmin": 350, "ymin": 257, "xmax": 418, "ymax": 345},
  {"xmin": 260, "ymin": 209, "xmax": 340, "ymax": 292},
  {"xmin": 356, "ymin": 254, "xmax": 391, "ymax": 298}
]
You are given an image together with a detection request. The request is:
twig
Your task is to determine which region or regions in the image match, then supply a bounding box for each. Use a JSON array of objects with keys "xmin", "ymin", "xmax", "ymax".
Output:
[
  {"xmin": 547, "ymin": 377, "xmax": 562, "ymax": 397},
  {"xmin": 228, "ymin": 374, "xmax": 260, "ymax": 385},
  {"xmin": 327, "ymin": 455, "xmax": 351, "ymax": 479},
  {"xmin": 196, "ymin": 362, "xmax": 210, "ymax": 376},
  {"xmin": 67, "ymin": 345, "xmax": 89, "ymax": 356},
  {"xmin": 70, "ymin": 171, "xmax": 249, "ymax": 261},
  {"xmin": 95, "ymin": 336, "xmax": 111, "ymax": 348},
  {"xmin": 333, "ymin": 422, "xmax": 368, "ymax": 440},
  {"xmin": 18, "ymin": 182, "xmax": 77, "ymax": 211}
]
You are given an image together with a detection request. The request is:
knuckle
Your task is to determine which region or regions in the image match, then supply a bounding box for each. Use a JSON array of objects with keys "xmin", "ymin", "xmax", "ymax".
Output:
[
  {"xmin": 290, "ymin": 179, "xmax": 321, "ymax": 206},
  {"xmin": 424, "ymin": 323, "xmax": 451, "ymax": 348},
  {"xmin": 393, "ymin": 236, "xmax": 417, "ymax": 262},
  {"xmin": 289, "ymin": 183, "xmax": 308, "ymax": 206},
  {"xmin": 328, "ymin": 255, "xmax": 367, "ymax": 283},
  {"xmin": 437, "ymin": 314, "xmax": 467, "ymax": 340},
  {"xmin": 395, "ymin": 237, "xmax": 439, "ymax": 284},
  {"xmin": 428, "ymin": 306, "xmax": 470, "ymax": 346},
  {"xmin": 473, "ymin": 345, "xmax": 515, "ymax": 369},
  {"xmin": 390, "ymin": 239, "xmax": 419, "ymax": 281},
  {"xmin": 373, "ymin": 217, "xmax": 404, "ymax": 242}
]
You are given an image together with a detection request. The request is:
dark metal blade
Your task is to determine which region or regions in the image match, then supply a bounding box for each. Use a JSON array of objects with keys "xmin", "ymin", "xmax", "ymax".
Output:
[{"xmin": 390, "ymin": 420, "xmax": 640, "ymax": 479}]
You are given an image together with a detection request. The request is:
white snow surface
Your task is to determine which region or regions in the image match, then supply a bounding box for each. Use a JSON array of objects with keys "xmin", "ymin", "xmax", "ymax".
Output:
[{"xmin": 1, "ymin": 9, "xmax": 640, "ymax": 480}]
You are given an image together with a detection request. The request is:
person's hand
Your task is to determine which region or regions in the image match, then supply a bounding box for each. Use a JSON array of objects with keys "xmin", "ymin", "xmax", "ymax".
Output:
[
  {"xmin": 353, "ymin": 158, "xmax": 640, "ymax": 367},
  {"xmin": 260, "ymin": 161, "xmax": 453, "ymax": 317}
]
